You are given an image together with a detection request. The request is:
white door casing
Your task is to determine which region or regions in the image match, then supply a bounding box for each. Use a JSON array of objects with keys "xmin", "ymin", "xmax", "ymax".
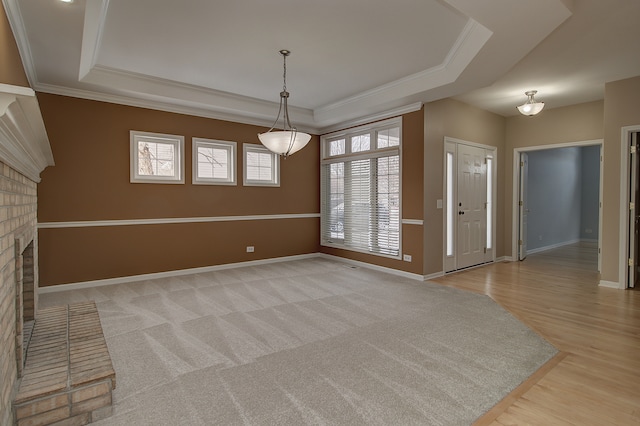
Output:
[
  {"xmin": 519, "ymin": 153, "xmax": 529, "ymax": 261},
  {"xmin": 617, "ymin": 127, "xmax": 640, "ymax": 289},
  {"xmin": 512, "ymin": 139, "xmax": 603, "ymax": 280},
  {"xmin": 629, "ymin": 132, "xmax": 638, "ymax": 288}
]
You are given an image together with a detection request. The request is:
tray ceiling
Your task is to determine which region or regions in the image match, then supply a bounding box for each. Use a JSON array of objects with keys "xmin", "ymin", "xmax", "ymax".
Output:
[{"xmin": 4, "ymin": 0, "xmax": 639, "ymax": 132}]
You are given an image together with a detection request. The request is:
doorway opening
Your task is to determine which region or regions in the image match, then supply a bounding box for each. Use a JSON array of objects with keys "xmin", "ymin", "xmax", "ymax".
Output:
[
  {"xmin": 443, "ymin": 137, "xmax": 496, "ymax": 273},
  {"xmin": 513, "ymin": 140, "xmax": 603, "ymax": 271}
]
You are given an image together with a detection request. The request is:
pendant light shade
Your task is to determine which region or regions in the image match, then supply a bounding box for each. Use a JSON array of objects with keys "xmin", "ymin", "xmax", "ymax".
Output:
[
  {"xmin": 258, "ymin": 131, "xmax": 311, "ymax": 156},
  {"xmin": 258, "ymin": 50, "xmax": 311, "ymax": 157},
  {"xmin": 517, "ymin": 90, "xmax": 545, "ymax": 116}
]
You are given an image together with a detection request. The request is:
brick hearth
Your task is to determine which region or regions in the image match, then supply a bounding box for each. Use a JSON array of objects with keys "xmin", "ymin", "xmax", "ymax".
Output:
[{"xmin": 12, "ymin": 302, "xmax": 116, "ymax": 426}]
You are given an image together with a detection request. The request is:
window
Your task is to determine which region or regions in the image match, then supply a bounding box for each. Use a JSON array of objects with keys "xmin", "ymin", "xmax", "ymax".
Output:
[
  {"xmin": 328, "ymin": 139, "xmax": 345, "ymax": 156},
  {"xmin": 486, "ymin": 156, "xmax": 493, "ymax": 250},
  {"xmin": 446, "ymin": 151, "xmax": 454, "ymax": 257},
  {"xmin": 193, "ymin": 138, "xmax": 236, "ymax": 185},
  {"xmin": 243, "ymin": 144, "xmax": 280, "ymax": 186},
  {"xmin": 321, "ymin": 118, "xmax": 401, "ymax": 258},
  {"xmin": 130, "ymin": 131, "xmax": 184, "ymax": 183}
]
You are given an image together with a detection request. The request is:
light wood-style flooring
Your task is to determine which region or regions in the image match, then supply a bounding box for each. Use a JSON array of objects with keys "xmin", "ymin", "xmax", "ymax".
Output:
[{"xmin": 431, "ymin": 242, "xmax": 640, "ymax": 425}]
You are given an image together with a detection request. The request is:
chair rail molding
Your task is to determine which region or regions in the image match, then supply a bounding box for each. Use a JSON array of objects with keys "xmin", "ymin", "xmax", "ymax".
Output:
[{"xmin": 0, "ymin": 83, "xmax": 54, "ymax": 182}]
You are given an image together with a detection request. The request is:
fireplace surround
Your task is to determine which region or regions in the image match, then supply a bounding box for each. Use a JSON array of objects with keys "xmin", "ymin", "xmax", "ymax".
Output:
[{"xmin": 14, "ymin": 234, "xmax": 36, "ymax": 378}]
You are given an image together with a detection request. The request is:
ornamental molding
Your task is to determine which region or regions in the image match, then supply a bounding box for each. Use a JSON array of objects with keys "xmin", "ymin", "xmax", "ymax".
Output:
[{"xmin": 0, "ymin": 83, "xmax": 54, "ymax": 182}]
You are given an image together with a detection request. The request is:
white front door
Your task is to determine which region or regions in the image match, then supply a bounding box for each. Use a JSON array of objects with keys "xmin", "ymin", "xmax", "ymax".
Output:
[{"xmin": 456, "ymin": 144, "xmax": 487, "ymax": 269}]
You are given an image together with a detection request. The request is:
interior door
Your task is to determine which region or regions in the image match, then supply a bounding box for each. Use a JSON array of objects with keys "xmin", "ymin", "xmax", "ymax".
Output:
[
  {"xmin": 519, "ymin": 153, "xmax": 529, "ymax": 261},
  {"xmin": 630, "ymin": 133, "xmax": 638, "ymax": 288},
  {"xmin": 456, "ymin": 144, "xmax": 487, "ymax": 269}
]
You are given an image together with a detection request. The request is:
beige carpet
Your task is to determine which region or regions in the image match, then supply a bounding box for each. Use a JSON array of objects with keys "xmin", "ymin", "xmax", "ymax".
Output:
[{"xmin": 40, "ymin": 258, "xmax": 557, "ymax": 425}]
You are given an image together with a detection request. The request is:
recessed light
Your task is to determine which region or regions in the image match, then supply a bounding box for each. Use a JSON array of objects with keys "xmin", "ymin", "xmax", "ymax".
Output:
[{"xmin": 60, "ymin": 0, "xmax": 74, "ymax": 3}]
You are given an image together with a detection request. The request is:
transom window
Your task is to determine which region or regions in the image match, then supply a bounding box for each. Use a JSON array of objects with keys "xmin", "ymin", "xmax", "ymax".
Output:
[
  {"xmin": 130, "ymin": 131, "xmax": 184, "ymax": 184},
  {"xmin": 193, "ymin": 138, "xmax": 236, "ymax": 185},
  {"xmin": 321, "ymin": 118, "xmax": 402, "ymax": 258},
  {"xmin": 243, "ymin": 144, "xmax": 280, "ymax": 187}
]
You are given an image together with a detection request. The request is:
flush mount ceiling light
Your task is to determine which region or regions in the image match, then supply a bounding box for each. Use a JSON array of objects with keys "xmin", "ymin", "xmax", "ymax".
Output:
[
  {"xmin": 258, "ymin": 50, "xmax": 311, "ymax": 158},
  {"xmin": 517, "ymin": 90, "xmax": 545, "ymax": 116}
]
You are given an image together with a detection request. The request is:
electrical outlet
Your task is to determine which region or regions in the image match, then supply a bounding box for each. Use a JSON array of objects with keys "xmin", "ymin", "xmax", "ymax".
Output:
[
  {"xmin": 403, "ymin": 254, "xmax": 412, "ymax": 262},
  {"xmin": 585, "ymin": 228, "xmax": 593, "ymax": 234},
  {"xmin": 246, "ymin": 246, "xmax": 254, "ymax": 253}
]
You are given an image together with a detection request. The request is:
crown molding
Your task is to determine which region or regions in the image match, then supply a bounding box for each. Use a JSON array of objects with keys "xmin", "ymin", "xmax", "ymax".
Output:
[
  {"xmin": 78, "ymin": 0, "xmax": 110, "ymax": 81},
  {"xmin": 2, "ymin": 0, "xmax": 38, "ymax": 87},
  {"xmin": 0, "ymin": 84, "xmax": 54, "ymax": 182},
  {"xmin": 35, "ymin": 81, "xmax": 305, "ymax": 130},
  {"xmin": 312, "ymin": 19, "xmax": 492, "ymax": 126},
  {"xmin": 73, "ymin": 18, "xmax": 489, "ymax": 131},
  {"xmin": 317, "ymin": 102, "xmax": 423, "ymax": 135}
]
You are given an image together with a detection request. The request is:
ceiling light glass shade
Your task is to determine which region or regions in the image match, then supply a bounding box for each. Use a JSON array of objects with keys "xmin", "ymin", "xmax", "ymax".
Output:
[
  {"xmin": 258, "ymin": 131, "xmax": 311, "ymax": 156},
  {"xmin": 258, "ymin": 50, "xmax": 311, "ymax": 158},
  {"xmin": 517, "ymin": 90, "xmax": 545, "ymax": 116}
]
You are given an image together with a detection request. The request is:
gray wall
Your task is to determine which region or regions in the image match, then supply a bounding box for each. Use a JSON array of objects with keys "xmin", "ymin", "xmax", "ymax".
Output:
[
  {"xmin": 580, "ymin": 145, "xmax": 601, "ymax": 240},
  {"xmin": 525, "ymin": 146, "xmax": 600, "ymax": 252}
]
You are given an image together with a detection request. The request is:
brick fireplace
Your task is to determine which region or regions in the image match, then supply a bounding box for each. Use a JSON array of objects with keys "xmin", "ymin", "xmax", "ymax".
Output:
[{"xmin": 0, "ymin": 165, "xmax": 40, "ymax": 426}]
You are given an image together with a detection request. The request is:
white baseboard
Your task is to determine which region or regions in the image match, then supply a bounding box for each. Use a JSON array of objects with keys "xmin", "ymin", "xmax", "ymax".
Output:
[
  {"xmin": 526, "ymin": 238, "xmax": 581, "ymax": 255},
  {"xmin": 318, "ymin": 253, "xmax": 427, "ymax": 281},
  {"xmin": 39, "ymin": 253, "xmax": 319, "ymax": 294},
  {"xmin": 39, "ymin": 251, "xmax": 543, "ymax": 295},
  {"xmin": 39, "ymin": 252, "xmax": 433, "ymax": 294},
  {"xmin": 599, "ymin": 280, "xmax": 624, "ymax": 289},
  {"xmin": 424, "ymin": 271, "xmax": 444, "ymax": 281}
]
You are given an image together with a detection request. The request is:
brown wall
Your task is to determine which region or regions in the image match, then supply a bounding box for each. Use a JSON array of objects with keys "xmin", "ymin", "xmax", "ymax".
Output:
[
  {"xmin": 601, "ymin": 76, "xmax": 640, "ymax": 284},
  {"xmin": 424, "ymin": 98, "xmax": 506, "ymax": 275},
  {"xmin": 33, "ymin": 69, "xmax": 640, "ymax": 288},
  {"xmin": 37, "ymin": 94, "xmax": 320, "ymax": 285},
  {"xmin": 320, "ymin": 109, "xmax": 425, "ymax": 275},
  {"xmin": 0, "ymin": 2, "xmax": 29, "ymax": 87},
  {"xmin": 504, "ymin": 100, "xmax": 604, "ymax": 259}
]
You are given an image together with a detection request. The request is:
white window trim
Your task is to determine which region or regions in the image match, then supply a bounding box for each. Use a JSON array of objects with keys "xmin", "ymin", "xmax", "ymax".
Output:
[
  {"xmin": 320, "ymin": 117, "xmax": 402, "ymax": 259},
  {"xmin": 192, "ymin": 138, "xmax": 237, "ymax": 185},
  {"xmin": 130, "ymin": 130, "xmax": 184, "ymax": 184},
  {"xmin": 321, "ymin": 118, "xmax": 401, "ymax": 159},
  {"xmin": 243, "ymin": 143, "xmax": 280, "ymax": 187}
]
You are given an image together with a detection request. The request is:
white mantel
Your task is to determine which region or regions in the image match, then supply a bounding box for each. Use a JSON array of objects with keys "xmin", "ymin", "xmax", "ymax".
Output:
[{"xmin": 0, "ymin": 83, "xmax": 53, "ymax": 182}]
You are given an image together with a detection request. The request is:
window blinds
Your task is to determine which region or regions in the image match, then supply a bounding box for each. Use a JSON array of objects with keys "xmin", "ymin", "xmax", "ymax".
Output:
[{"xmin": 321, "ymin": 130, "xmax": 400, "ymax": 257}]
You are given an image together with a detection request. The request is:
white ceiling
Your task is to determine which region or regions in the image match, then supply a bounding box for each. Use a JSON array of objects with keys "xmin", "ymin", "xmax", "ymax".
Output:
[{"xmin": 4, "ymin": 0, "xmax": 640, "ymax": 133}]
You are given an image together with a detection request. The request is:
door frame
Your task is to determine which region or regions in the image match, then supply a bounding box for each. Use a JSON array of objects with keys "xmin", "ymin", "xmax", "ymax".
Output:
[
  {"xmin": 511, "ymin": 139, "xmax": 603, "ymax": 269},
  {"xmin": 443, "ymin": 137, "xmax": 497, "ymax": 273},
  {"xmin": 618, "ymin": 125, "xmax": 640, "ymax": 289},
  {"xmin": 518, "ymin": 152, "xmax": 528, "ymax": 260}
]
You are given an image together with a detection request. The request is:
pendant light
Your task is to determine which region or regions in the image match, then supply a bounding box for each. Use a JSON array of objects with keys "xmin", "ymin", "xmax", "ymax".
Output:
[
  {"xmin": 258, "ymin": 50, "xmax": 311, "ymax": 157},
  {"xmin": 517, "ymin": 90, "xmax": 545, "ymax": 116}
]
